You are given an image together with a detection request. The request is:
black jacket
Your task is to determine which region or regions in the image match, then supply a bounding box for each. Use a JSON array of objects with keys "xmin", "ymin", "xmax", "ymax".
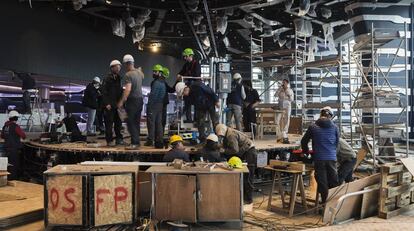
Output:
[
  {"xmin": 82, "ymin": 83, "xmax": 99, "ymax": 109},
  {"xmin": 189, "ymin": 81, "xmax": 219, "ymax": 110},
  {"xmin": 163, "ymin": 149, "xmax": 190, "ymax": 162},
  {"xmin": 179, "ymin": 60, "xmax": 201, "ymax": 85},
  {"xmin": 102, "ymin": 73, "xmax": 123, "ymax": 108}
]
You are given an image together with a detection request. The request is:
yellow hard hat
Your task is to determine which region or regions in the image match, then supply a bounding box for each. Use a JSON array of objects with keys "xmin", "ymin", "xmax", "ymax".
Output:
[
  {"xmin": 169, "ymin": 135, "xmax": 183, "ymax": 145},
  {"xmin": 228, "ymin": 156, "xmax": 243, "ymax": 169}
]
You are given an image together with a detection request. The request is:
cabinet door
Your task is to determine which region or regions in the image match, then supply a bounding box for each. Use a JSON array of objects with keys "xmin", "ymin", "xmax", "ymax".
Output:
[
  {"xmin": 155, "ymin": 174, "xmax": 196, "ymax": 222},
  {"xmin": 197, "ymin": 174, "xmax": 241, "ymax": 221}
]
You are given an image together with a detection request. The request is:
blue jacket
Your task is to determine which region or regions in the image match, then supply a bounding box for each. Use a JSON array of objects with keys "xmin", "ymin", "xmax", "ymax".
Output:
[
  {"xmin": 189, "ymin": 81, "xmax": 219, "ymax": 110},
  {"xmin": 301, "ymin": 118, "xmax": 339, "ymax": 161},
  {"xmin": 227, "ymin": 82, "xmax": 243, "ymax": 106},
  {"xmin": 148, "ymin": 79, "xmax": 166, "ymax": 105}
]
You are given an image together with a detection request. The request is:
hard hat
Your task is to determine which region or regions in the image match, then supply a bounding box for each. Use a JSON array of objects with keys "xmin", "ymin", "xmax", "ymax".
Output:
[
  {"xmin": 152, "ymin": 64, "xmax": 163, "ymax": 72},
  {"xmin": 123, "ymin": 54, "xmax": 134, "ymax": 63},
  {"xmin": 233, "ymin": 73, "xmax": 242, "ymax": 80},
  {"xmin": 321, "ymin": 106, "xmax": 333, "ymax": 117},
  {"xmin": 228, "ymin": 156, "xmax": 243, "ymax": 169},
  {"xmin": 110, "ymin": 60, "xmax": 121, "ymax": 67},
  {"xmin": 93, "ymin": 76, "xmax": 101, "ymax": 83},
  {"xmin": 169, "ymin": 134, "xmax": 183, "ymax": 145},
  {"xmin": 161, "ymin": 67, "xmax": 170, "ymax": 78},
  {"xmin": 182, "ymin": 48, "xmax": 194, "ymax": 56},
  {"xmin": 206, "ymin": 134, "xmax": 219, "ymax": 142},
  {"xmin": 8, "ymin": 110, "xmax": 19, "ymax": 118},
  {"xmin": 215, "ymin": 124, "xmax": 228, "ymax": 137},
  {"xmin": 175, "ymin": 82, "xmax": 187, "ymax": 97}
]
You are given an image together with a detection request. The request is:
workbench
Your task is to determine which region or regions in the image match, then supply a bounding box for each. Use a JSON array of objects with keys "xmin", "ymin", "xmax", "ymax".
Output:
[{"xmin": 146, "ymin": 165, "xmax": 248, "ymax": 227}]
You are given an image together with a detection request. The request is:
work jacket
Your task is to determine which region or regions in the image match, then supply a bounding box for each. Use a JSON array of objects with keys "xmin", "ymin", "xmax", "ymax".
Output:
[
  {"xmin": 82, "ymin": 83, "xmax": 99, "ymax": 109},
  {"xmin": 1, "ymin": 121, "xmax": 26, "ymax": 149},
  {"xmin": 223, "ymin": 127, "xmax": 255, "ymax": 156},
  {"xmin": 102, "ymin": 73, "xmax": 123, "ymax": 108}
]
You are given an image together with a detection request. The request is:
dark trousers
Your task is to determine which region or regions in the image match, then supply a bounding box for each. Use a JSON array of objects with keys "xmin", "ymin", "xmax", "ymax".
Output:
[
  {"xmin": 314, "ymin": 160, "xmax": 338, "ymax": 204},
  {"xmin": 147, "ymin": 103, "xmax": 164, "ymax": 145},
  {"xmin": 125, "ymin": 97, "xmax": 143, "ymax": 145},
  {"xmin": 103, "ymin": 108, "xmax": 123, "ymax": 143},
  {"xmin": 6, "ymin": 148, "xmax": 22, "ymax": 180},
  {"xmin": 243, "ymin": 148, "xmax": 257, "ymax": 203},
  {"xmin": 196, "ymin": 106, "xmax": 218, "ymax": 142},
  {"xmin": 22, "ymin": 90, "xmax": 31, "ymax": 114},
  {"xmin": 95, "ymin": 108, "xmax": 104, "ymax": 132},
  {"xmin": 338, "ymin": 158, "xmax": 356, "ymax": 184},
  {"xmin": 183, "ymin": 96, "xmax": 192, "ymax": 121},
  {"xmin": 243, "ymin": 106, "xmax": 257, "ymax": 134}
]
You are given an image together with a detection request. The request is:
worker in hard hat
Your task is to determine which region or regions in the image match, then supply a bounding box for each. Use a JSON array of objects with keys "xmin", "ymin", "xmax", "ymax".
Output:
[
  {"xmin": 102, "ymin": 60, "xmax": 124, "ymax": 147},
  {"xmin": 82, "ymin": 76, "xmax": 101, "ymax": 136},
  {"xmin": 337, "ymin": 137, "xmax": 356, "ymax": 184},
  {"xmin": 160, "ymin": 67, "xmax": 176, "ymax": 134},
  {"xmin": 182, "ymin": 81, "xmax": 219, "ymax": 143},
  {"xmin": 163, "ymin": 135, "xmax": 190, "ymax": 162},
  {"xmin": 215, "ymin": 124, "xmax": 257, "ymax": 204},
  {"xmin": 1, "ymin": 111, "xmax": 26, "ymax": 180},
  {"xmin": 242, "ymin": 80, "xmax": 261, "ymax": 135},
  {"xmin": 145, "ymin": 64, "xmax": 166, "ymax": 149},
  {"xmin": 117, "ymin": 54, "xmax": 144, "ymax": 150},
  {"xmin": 226, "ymin": 73, "xmax": 246, "ymax": 131},
  {"xmin": 301, "ymin": 106, "xmax": 339, "ymax": 205},
  {"xmin": 275, "ymin": 78, "xmax": 294, "ymax": 144},
  {"xmin": 199, "ymin": 134, "xmax": 225, "ymax": 162},
  {"xmin": 177, "ymin": 48, "xmax": 201, "ymax": 123}
]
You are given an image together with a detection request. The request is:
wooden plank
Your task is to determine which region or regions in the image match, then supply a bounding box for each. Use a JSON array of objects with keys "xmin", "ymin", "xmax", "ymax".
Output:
[
  {"xmin": 323, "ymin": 173, "xmax": 380, "ymax": 223},
  {"xmin": 360, "ymin": 184, "xmax": 379, "ymax": 219},
  {"xmin": 147, "ymin": 166, "xmax": 249, "ymax": 174},
  {"xmin": 154, "ymin": 174, "xmax": 196, "ymax": 222},
  {"xmin": 253, "ymin": 59, "xmax": 295, "ymax": 68},
  {"xmin": 269, "ymin": 160, "xmax": 305, "ymax": 172},
  {"xmin": 91, "ymin": 173, "xmax": 134, "ymax": 226},
  {"xmin": 378, "ymin": 203, "xmax": 414, "ymax": 219},
  {"xmin": 354, "ymin": 147, "xmax": 368, "ymax": 171},
  {"xmin": 137, "ymin": 171, "xmax": 152, "ymax": 215},
  {"xmin": 197, "ymin": 174, "xmax": 241, "ymax": 221},
  {"xmin": 385, "ymin": 181, "xmax": 414, "ymax": 198},
  {"xmin": 302, "ymin": 57, "xmax": 340, "ymax": 68},
  {"xmin": 45, "ymin": 165, "xmax": 138, "ymax": 175},
  {"xmin": 401, "ymin": 158, "xmax": 414, "ymax": 177}
]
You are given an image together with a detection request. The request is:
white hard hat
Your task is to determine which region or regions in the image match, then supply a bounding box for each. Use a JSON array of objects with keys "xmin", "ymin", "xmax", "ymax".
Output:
[
  {"xmin": 175, "ymin": 82, "xmax": 187, "ymax": 97},
  {"xmin": 8, "ymin": 110, "xmax": 19, "ymax": 118},
  {"xmin": 215, "ymin": 124, "xmax": 228, "ymax": 137},
  {"xmin": 123, "ymin": 54, "xmax": 134, "ymax": 63},
  {"xmin": 93, "ymin": 77, "xmax": 101, "ymax": 83},
  {"xmin": 110, "ymin": 60, "xmax": 121, "ymax": 67},
  {"xmin": 233, "ymin": 73, "xmax": 242, "ymax": 80},
  {"xmin": 321, "ymin": 106, "xmax": 333, "ymax": 117},
  {"xmin": 206, "ymin": 134, "xmax": 219, "ymax": 142}
]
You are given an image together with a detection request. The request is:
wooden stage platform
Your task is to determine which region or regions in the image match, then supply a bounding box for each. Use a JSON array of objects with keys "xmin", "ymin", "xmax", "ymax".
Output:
[{"xmin": 25, "ymin": 134, "xmax": 301, "ymax": 155}]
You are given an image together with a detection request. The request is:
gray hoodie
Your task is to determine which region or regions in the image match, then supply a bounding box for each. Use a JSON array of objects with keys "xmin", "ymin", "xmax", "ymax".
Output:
[{"xmin": 337, "ymin": 138, "xmax": 356, "ymax": 163}]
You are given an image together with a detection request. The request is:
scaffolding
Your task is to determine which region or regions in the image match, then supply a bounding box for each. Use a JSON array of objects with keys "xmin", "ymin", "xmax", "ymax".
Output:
[{"xmin": 347, "ymin": 23, "xmax": 410, "ymax": 169}]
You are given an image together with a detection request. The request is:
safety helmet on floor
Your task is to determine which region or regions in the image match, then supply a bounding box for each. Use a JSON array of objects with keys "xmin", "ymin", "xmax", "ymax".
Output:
[
  {"xmin": 161, "ymin": 67, "xmax": 170, "ymax": 78},
  {"xmin": 93, "ymin": 76, "xmax": 101, "ymax": 83},
  {"xmin": 233, "ymin": 73, "xmax": 242, "ymax": 80},
  {"xmin": 169, "ymin": 135, "xmax": 183, "ymax": 145},
  {"xmin": 123, "ymin": 54, "xmax": 134, "ymax": 63},
  {"xmin": 8, "ymin": 110, "xmax": 19, "ymax": 118},
  {"xmin": 320, "ymin": 106, "xmax": 334, "ymax": 118},
  {"xmin": 110, "ymin": 60, "xmax": 121, "ymax": 67},
  {"xmin": 182, "ymin": 48, "xmax": 194, "ymax": 56},
  {"xmin": 175, "ymin": 82, "xmax": 186, "ymax": 97},
  {"xmin": 152, "ymin": 64, "xmax": 163, "ymax": 72},
  {"xmin": 228, "ymin": 156, "xmax": 243, "ymax": 169},
  {"xmin": 206, "ymin": 134, "xmax": 219, "ymax": 143},
  {"xmin": 215, "ymin": 124, "xmax": 228, "ymax": 137}
]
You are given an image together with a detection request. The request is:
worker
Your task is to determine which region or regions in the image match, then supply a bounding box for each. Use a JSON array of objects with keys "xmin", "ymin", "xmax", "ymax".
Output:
[
  {"xmin": 275, "ymin": 78, "xmax": 294, "ymax": 144},
  {"xmin": 95, "ymin": 82, "xmax": 105, "ymax": 135},
  {"xmin": 161, "ymin": 67, "xmax": 176, "ymax": 134},
  {"xmin": 215, "ymin": 124, "xmax": 257, "ymax": 204},
  {"xmin": 16, "ymin": 73, "xmax": 36, "ymax": 114},
  {"xmin": 1, "ymin": 111, "xmax": 26, "ymax": 180},
  {"xmin": 242, "ymin": 80, "xmax": 261, "ymax": 135},
  {"xmin": 56, "ymin": 111, "xmax": 86, "ymax": 142},
  {"xmin": 146, "ymin": 64, "xmax": 166, "ymax": 149},
  {"xmin": 226, "ymin": 73, "xmax": 246, "ymax": 131},
  {"xmin": 117, "ymin": 54, "xmax": 144, "ymax": 150},
  {"xmin": 163, "ymin": 135, "xmax": 190, "ymax": 162},
  {"xmin": 181, "ymin": 81, "xmax": 219, "ymax": 143},
  {"xmin": 102, "ymin": 60, "xmax": 124, "ymax": 147},
  {"xmin": 337, "ymin": 138, "xmax": 357, "ymax": 184},
  {"xmin": 199, "ymin": 134, "xmax": 225, "ymax": 162},
  {"xmin": 177, "ymin": 48, "xmax": 201, "ymax": 122},
  {"xmin": 82, "ymin": 76, "xmax": 101, "ymax": 136},
  {"xmin": 301, "ymin": 106, "xmax": 339, "ymax": 205}
]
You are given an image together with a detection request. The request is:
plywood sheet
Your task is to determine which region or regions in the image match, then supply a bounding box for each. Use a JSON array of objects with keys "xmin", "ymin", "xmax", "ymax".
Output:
[
  {"xmin": 400, "ymin": 158, "xmax": 414, "ymax": 177},
  {"xmin": 155, "ymin": 174, "xmax": 196, "ymax": 222},
  {"xmin": 46, "ymin": 175, "xmax": 84, "ymax": 226},
  {"xmin": 197, "ymin": 174, "xmax": 241, "ymax": 221},
  {"xmin": 354, "ymin": 147, "xmax": 368, "ymax": 171},
  {"xmin": 323, "ymin": 173, "xmax": 380, "ymax": 223},
  {"xmin": 137, "ymin": 171, "xmax": 152, "ymax": 214},
  {"xmin": 360, "ymin": 184, "xmax": 379, "ymax": 219},
  {"xmin": 45, "ymin": 165, "xmax": 138, "ymax": 175},
  {"xmin": 92, "ymin": 174, "xmax": 134, "ymax": 226}
]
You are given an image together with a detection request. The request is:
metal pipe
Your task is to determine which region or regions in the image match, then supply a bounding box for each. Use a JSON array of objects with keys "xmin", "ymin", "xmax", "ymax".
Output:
[
  {"xmin": 179, "ymin": 0, "xmax": 207, "ymax": 59},
  {"xmin": 202, "ymin": 0, "xmax": 218, "ymax": 57},
  {"xmin": 405, "ymin": 21, "xmax": 409, "ymax": 157}
]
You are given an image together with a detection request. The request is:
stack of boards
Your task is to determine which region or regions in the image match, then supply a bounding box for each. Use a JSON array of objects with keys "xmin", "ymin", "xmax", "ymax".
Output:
[{"xmin": 0, "ymin": 181, "xmax": 44, "ymax": 228}]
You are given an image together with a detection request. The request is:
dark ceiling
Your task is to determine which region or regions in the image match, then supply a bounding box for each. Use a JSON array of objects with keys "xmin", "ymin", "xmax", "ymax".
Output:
[{"xmin": 16, "ymin": 0, "xmax": 395, "ymax": 60}]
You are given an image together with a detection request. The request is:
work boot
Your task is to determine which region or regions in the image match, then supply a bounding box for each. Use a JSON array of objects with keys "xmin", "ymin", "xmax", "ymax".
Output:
[
  {"xmin": 144, "ymin": 140, "xmax": 153, "ymax": 146},
  {"xmin": 115, "ymin": 140, "xmax": 125, "ymax": 146},
  {"xmin": 154, "ymin": 142, "xmax": 164, "ymax": 149},
  {"xmin": 125, "ymin": 144, "xmax": 140, "ymax": 150},
  {"xmin": 107, "ymin": 142, "xmax": 116, "ymax": 147},
  {"xmin": 282, "ymin": 138, "xmax": 290, "ymax": 144}
]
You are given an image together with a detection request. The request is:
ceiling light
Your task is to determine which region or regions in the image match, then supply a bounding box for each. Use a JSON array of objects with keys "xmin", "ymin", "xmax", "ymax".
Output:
[
  {"xmin": 106, "ymin": 0, "xmax": 111, "ymax": 4},
  {"xmin": 152, "ymin": 46, "xmax": 158, "ymax": 52},
  {"xmin": 171, "ymin": 9, "xmax": 175, "ymax": 12}
]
